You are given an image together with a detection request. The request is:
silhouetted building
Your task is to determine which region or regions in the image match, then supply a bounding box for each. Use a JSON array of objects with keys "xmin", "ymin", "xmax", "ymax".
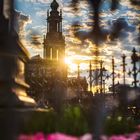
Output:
[
  {"xmin": 26, "ymin": 0, "xmax": 67, "ymax": 108},
  {"xmin": 43, "ymin": 0, "xmax": 67, "ymax": 79},
  {"xmin": 43, "ymin": 0, "xmax": 65, "ymax": 61},
  {"xmin": 67, "ymin": 77, "xmax": 89, "ymax": 99}
]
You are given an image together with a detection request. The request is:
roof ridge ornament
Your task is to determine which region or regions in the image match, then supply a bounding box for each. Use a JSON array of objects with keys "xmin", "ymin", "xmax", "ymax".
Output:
[{"xmin": 51, "ymin": 0, "xmax": 59, "ymax": 11}]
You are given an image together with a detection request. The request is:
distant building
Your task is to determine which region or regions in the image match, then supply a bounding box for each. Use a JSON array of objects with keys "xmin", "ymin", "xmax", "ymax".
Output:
[{"xmin": 67, "ymin": 77, "xmax": 89, "ymax": 99}]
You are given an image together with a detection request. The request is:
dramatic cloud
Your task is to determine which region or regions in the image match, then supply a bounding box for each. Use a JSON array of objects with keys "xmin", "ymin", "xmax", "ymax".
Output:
[
  {"xmin": 14, "ymin": 10, "xmax": 32, "ymax": 38},
  {"xmin": 109, "ymin": 17, "xmax": 136, "ymax": 40},
  {"xmin": 31, "ymin": 35, "xmax": 41, "ymax": 46},
  {"xmin": 28, "ymin": 29, "xmax": 42, "ymax": 49},
  {"xmin": 14, "ymin": 0, "xmax": 140, "ymax": 85}
]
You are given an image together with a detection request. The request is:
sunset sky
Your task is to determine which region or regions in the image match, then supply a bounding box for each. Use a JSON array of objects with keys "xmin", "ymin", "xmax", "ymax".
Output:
[{"xmin": 14, "ymin": 0, "xmax": 140, "ymax": 87}]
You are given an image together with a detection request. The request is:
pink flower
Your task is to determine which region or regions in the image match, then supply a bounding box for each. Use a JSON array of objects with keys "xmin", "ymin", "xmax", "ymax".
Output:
[
  {"xmin": 18, "ymin": 133, "xmax": 45, "ymax": 140},
  {"xmin": 100, "ymin": 135, "xmax": 108, "ymax": 140},
  {"xmin": 127, "ymin": 133, "xmax": 140, "ymax": 140},
  {"xmin": 136, "ymin": 125, "xmax": 140, "ymax": 133},
  {"xmin": 109, "ymin": 136, "xmax": 127, "ymax": 140},
  {"xmin": 18, "ymin": 134, "xmax": 28, "ymax": 140},
  {"xmin": 80, "ymin": 133, "xmax": 92, "ymax": 140},
  {"xmin": 18, "ymin": 132, "xmax": 140, "ymax": 140},
  {"xmin": 34, "ymin": 132, "xmax": 45, "ymax": 140},
  {"xmin": 46, "ymin": 133, "xmax": 79, "ymax": 140},
  {"xmin": 18, "ymin": 134, "xmax": 34, "ymax": 140}
]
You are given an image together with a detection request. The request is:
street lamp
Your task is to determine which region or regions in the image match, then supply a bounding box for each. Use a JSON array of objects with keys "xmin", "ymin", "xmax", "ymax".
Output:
[{"xmin": 130, "ymin": 47, "xmax": 139, "ymax": 88}]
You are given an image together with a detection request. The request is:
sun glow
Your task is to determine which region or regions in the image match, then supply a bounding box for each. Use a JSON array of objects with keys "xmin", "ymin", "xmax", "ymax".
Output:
[
  {"xmin": 64, "ymin": 57, "xmax": 78, "ymax": 73},
  {"xmin": 64, "ymin": 57, "xmax": 72, "ymax": 65},
  {"xmin": 65, "ymin": 55, "xmax": 92, "ymax": 74}
]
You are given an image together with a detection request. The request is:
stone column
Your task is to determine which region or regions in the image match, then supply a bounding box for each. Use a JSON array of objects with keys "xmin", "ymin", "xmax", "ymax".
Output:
[
  {"xmin": 0, "ymin": 0, "xmax": 36, "ymax": 107},
  {"xmin": 0, "ymin": 1, "xmax": 36, "ymax": 139}
]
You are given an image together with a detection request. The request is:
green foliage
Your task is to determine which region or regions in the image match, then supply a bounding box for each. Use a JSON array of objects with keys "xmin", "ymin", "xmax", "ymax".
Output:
[
  {"xmin": 55, "ymin": 106, "xmax": 89, "ymax": 135},
  {"xmin": 22, "ymin": 109, "xmax": 57, "ymax": 134},
  {"xmin": 22, "ymin": 106, "xmax": 138, "ymax": 136},
  {"xmin": 22, "ymin": 106, "xmax": 88, "ymax": 136},
  {"xmin": 104, "ymin": 115, "xmax": 136, "ymax": 135}
]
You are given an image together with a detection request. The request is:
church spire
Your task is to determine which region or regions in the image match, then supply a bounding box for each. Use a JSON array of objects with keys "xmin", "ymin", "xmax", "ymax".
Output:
[
  {"xmin": 51, "ymin": 0, "xmax": 59, "ymax": 11},
  {"xmin": 47, "ymin": 0, "xmax": 62, "ymax": 33},
  {"xmin": 44, "ymin": 0, "xmax": 65, "ymax": 61}
]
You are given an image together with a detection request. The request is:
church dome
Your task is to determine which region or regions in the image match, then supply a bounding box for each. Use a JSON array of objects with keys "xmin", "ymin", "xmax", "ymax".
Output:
[{"xmin": 51, "ymin": 0, "xmax": 59, "ymax": 10}]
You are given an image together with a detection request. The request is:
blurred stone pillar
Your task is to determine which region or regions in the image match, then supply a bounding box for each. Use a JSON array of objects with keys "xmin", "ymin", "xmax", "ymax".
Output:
[
  {"xmin": 0, "ymin": 0, "xmax": 36, "ymax": 139},
  {"xmin": 0, "ymin": 0, "xmax": 35, "ymax": 107}
]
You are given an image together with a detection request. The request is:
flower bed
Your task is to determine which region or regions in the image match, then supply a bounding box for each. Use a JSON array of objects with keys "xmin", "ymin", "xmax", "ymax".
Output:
[
  {"xmin": 18, "ymin": 106, "xmax": 140, "ymax": 140},
  {"xmin": 18, "ymin": 132, "xmax": 140, "ymax": 140}
]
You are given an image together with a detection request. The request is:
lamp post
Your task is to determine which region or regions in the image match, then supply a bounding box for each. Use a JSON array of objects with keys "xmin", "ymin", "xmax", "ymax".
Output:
[
  {"xmin": 89, "ymin": 60, "xmax": 93, "ymax": 92},
  {"xmin": 121, "ymin": 54, "xmax": 127, "ymax": 85},
  {"xmin": 100, "ymin": 60, "xmax": 103, "ymax": 94},
  {"xmin": 77, "ymin": 63, "xmax": 80, "ymax": 79},
  {"xmin": 131, "ymin": 47, "xmax": 139, "ymax": 88},
  {"xmin": 102, "ymin": 70, "xmax": 110, "ymax": 94},
  {"xmin": 112, "ymin": 57, "xmax": 115, "ymax": 95}
]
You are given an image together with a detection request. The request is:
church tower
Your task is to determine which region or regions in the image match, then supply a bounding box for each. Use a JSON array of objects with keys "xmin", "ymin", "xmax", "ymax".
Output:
[{"xmin": 43, "ymin": 0, "xmax": 65, "ymax": 61}]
